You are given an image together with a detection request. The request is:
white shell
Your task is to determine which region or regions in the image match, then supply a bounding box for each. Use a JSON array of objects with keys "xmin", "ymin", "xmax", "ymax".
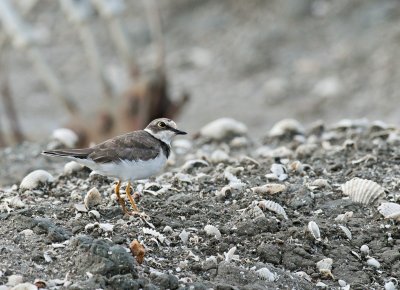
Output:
[
  {"xmin": 224, "ymin": 171, "xmax": 245, "ymax": 190},
  {"xmin": 224, "ymin": 246, "xmax": 238, "ymax": 262},
  {"xmin": 51, "ymin": 128, "xmax": 78, "ymax": 148},
  {"xmin": 256, "ymin": 267, "xmax": 275, "ymax": 282},
  {"xmin": 258, "ymin": 200, "xmax": 288, "ymax": 220},
  {"xmin": 143, "ymin": 227, "xmax": 166, "ymax": 243},
  {"xmin": 308, "ymin": 221, "xmax": 321, "ymax": 241},
  {"xmin": 360, "ymin": 245, "xmax": 370, "ymax": 255},
  {"xmin": 200, "ymin": 118, "xmax": 247, "ymax": 140},
  {"xmin": 84, "ymin": 187, "xmax": 102, "ymax": 209},
  {"xmin": 204, "ymin": 225, "xmax": 221, "ymax": 239},
  {"xmin": 180, "ymin": 159, "xmax": 209, "ymax": 172},
  {"xmin": 179, "ymin": 229, "xmax": 189, "ymax": 244},
  {"xmin": 74, "ymin": 203, "xmax": 87, "ymax": 212},
  {"xmin": 63, "ymin": 161, "xmax": 83, "ymax": 175},
  {"xmin": 270, "ymin": 164, "xmax": 288, "ymax": 181},
  {"xmin": 384, "ymin": 281, "xmax": 397, "ymax": 290},
  {"xmin": 245, "ymin": 203, "xmax": 266, "ymax": 220},
  {"xmin": 9, "ymin": 283, "xmax": 37, "ymax": 290},
  {"xmin": 251, "ymin": 184, "xmax": 286, "ymax": 195},
  {"xmin": 88, "ymin": 210, "xmax": 100, "ymax": 219},
  {"xmin": 308, "ymin": 179, "xmax": 331, "ymax": 191},
  {"xmin": 215, "ymin": 186, "xmax": 232, "ymax": 200},
  {"xmin": 4, "ymin": 196, "xmax": 25, "ymax": 208},
  {"xmin": 334, "ymin": 211, "xmax": 353, "ymax": 222},
  {"xmin": 20, "ymin": 170, "xmax": 54, "ymax": 191},
  {"xmin": 367, "ymin": 257, "xmax": 380, "ymax": 268},
  {"xmin": 174, "ymin": 173, "xmax": 193, "ymax": 183},
  {"xmin": 316, "ymin": 258, "xmax": 333, "ymax": 277},
  {"xmin": 378, "ymin": 203, "xmax": 400, "ymax": 221},
  {"xmin": 99, "ymin": 223, "xmax": 114, "ymax": 232},
  {"xmin": 341, "ymin": 178, "xmax": 385, "ymax": 205},
  {"xmin": 294, "ymin": 271, "xmax": 312, "ymax": 282},
  {"xmin": 7, "ymin": 274, "xmax": 23, "ymax": 286},
  {"xmin": 338, "ymin": 225, "xmax": 352, "ymax": 240},
  {"xmin": 269, "ymin": 118, "xmax": 305, "ymax": 137}
]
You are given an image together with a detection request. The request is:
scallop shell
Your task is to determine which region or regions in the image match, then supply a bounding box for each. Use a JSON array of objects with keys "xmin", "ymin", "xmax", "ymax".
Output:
[
  {"xmin": 338, "ymin": 225, "xmax": 352, "ymax": 240},
  {"xmin": 258, "ymin": 200, "xmax": 288, "ymax": 220},
  {"xmin": 378, "ymin": 202, "xmax": 400, "ymax": 221},
  {"xmin": 256, "ymin": 268, "xmax": 275, "ymax": 282},
  {"xmin": 316, "ymin": 258, "xmax": 333, "ymax": 278},
  {"xmin": 84, "ymin": 187, "xmax": 102, "ymax": 209},
  {"xmin": 269, "ymin": 118, "xmax": 305, "ymax": 137},
  {"xmin": 20, "ymin": 170, "xmax": 54, "ymax": 191},
  {"xmin": 308, "ymin": 221, "xmax": 321, "ymax": 241},
  {"xmin": 51, "ymin": 128, "xmax": 78, "ymax": 148},
  {"xmin": 204, "ymin": 225, "xmax": 221, "ymax": 239},
  {"xmin": 63, "ymin": 161, "xmax": 83, "ymax": 175},
  {"xmin": 251, "ymin": 183, "xmax": 286, "ymax": 195},
  {"xmin": 341, "ymin": 178, "xmax": 385, "ymax": 205},
  {"xmin": 199, "ymin": 118, "xmax": 247, "ymax": 140}
]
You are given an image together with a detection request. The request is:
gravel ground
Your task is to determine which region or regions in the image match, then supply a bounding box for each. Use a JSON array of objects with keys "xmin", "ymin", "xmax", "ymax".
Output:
[{"xmin": 1, "ymin": 117, "xmax": 400, "ymax": 289}]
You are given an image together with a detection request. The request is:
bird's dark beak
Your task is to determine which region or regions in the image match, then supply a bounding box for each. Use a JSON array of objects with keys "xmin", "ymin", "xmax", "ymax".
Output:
[{"xmin": 172, "ymin": 128, "xmax": 187, "ymax": 135}]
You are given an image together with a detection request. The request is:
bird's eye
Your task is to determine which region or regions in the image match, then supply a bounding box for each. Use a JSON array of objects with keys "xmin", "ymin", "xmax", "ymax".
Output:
[{"xmin": 158, "ymin": 122, "xmax": 166, "ymax": 128}]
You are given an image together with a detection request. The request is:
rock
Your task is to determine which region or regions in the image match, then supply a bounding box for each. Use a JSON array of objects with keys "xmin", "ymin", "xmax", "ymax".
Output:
[
  {"xmin": 32, "ymin": 218, "xmax": 71, "ymax": 242},
  {"xmin": 152, "ymin": 273, "xmax": 179, "ymax": 290},
  {"xmin": 107, "ymin": 274, "xmax": 140, "ymax": 290},
  {"xmin": 70, "ymin": 235, "xmax": 137, "ymax": 278},
  {"xmin": 257, "ymin": 244, "xmax": 282, "ymax": 265}
]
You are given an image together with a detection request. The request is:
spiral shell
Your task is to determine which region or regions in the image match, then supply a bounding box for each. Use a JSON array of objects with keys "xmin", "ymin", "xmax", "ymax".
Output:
[
  {"xmin": 377, "ymin": 202, "xmax": 400, "ymax": 221},
  {"xmin": 308, "ymin": 221, "xmax": 321, "ymax": 241},
  {"xmin": 20, "ymin": 170, "xmax": 54, "ymax": 191},
  {"xmin": 258, "ymin": 200, "xmax": 288, "ymax": 220},
  {"xmin": 341, "ymin": 178, "xmax": 385, "ymax": 205}
]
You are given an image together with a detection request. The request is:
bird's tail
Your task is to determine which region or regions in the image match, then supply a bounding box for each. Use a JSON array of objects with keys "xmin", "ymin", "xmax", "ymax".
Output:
[{"xmin": 42, "ymin": 148, "xmax": 93, "ymax": 159}]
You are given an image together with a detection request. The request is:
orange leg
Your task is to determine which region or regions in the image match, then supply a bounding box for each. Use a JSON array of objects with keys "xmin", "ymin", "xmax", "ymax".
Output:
[
  {"xmin": 115, "ymin": 180, "xmax": 127, "ymax": 213},
  {"xmin": 125, "ymin": 181, "xmax": 139, "ymax": 213}
]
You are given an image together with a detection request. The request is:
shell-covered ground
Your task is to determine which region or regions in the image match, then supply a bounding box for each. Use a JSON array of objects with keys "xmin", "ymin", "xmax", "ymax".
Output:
[{"xmin": 1, "ymin": 118, "xmax": 400, "ymax": 290}]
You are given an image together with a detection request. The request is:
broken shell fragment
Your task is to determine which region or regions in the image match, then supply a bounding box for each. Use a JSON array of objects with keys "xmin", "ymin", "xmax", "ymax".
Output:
[
  {"xmin": 199, "ymin": 118, "xmax": 247, "ymax": 140},
  {"xmin": 143, "ymin": 227, "xmax": 166, "ymax": 243},
  {"xmin": 215, "ymin": 186, "xmax": 232, "ymax": 200},
  {"xmin": 20, "ymin": 170, "xmax": 54, "ymax": 191},
  {"xmin": 316, "ymin": 258, "xmax": 333, "ymax": 278},
  {"xmin": 334, "ymin": 211, "xmax": 353, "ymax": 222},
  {"xmin": 129, "ymin": 240, "xmax": 145, "ymax": 264},
  {"xmin": 378, "ymin": 202, "xmax": 400, "ymax": 221},
  {"xmin": 204, "ymin": 225, "xmax": 221, "ymax": 239},
  {"xmin": 307, "ymin": 179, "xmax": 331, "ymax": 191},
  {"xmin": 84, "ymin": 187, "xmax": 102, "ymax": 209},
  {"xmin": 270, "ymin": 164, "xmax": 288, "ymax": 181},
  {"xmin": 338, "ymin": 225, "xmax": 352, "ymax": 240},
  {"xmin": 251, "ymin": 184, "xmax": 286, "ymax": 195},
  {"xmin": 256, "ymin": 267, "xmax": 275, "ymax": 282},
  {"xmin": 341, "ymin": 178, "xmax": 385, "ymax": 205},
  {"xmin": 258, "ymin": 200, "xmax": 288, "ymax": 220},
  {"xmin": 308, "ymin": 221, "xmax": 321, "ymax": 241}
]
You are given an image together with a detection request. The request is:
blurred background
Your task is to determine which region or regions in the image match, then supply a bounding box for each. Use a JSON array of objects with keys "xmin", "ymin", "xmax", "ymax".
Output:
[{"xmin": 0, "ymin": 0, "xmax": 400, "ymax": 147}]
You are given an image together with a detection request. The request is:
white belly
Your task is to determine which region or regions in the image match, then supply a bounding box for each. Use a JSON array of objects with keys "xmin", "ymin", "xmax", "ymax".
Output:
[{"xmin": 78, "ymin": 150, "xmax": 167, "ymax": 181}]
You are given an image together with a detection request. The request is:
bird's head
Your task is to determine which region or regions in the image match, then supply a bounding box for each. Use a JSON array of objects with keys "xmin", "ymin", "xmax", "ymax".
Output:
[{"xmin": 145, "ymin": 118, "xmax": 187, "ymax": 145}]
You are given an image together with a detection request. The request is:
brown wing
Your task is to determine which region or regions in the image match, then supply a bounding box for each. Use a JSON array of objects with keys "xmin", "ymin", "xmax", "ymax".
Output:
[{"xmin": 88, "ymin": 130, "xmax": 161, "ymax": 163}]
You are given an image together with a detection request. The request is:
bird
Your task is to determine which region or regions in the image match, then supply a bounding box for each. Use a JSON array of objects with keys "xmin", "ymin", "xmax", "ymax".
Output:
[{"xmin": 42, "ymin": 118, "xmax": 187, "ymax": 214}]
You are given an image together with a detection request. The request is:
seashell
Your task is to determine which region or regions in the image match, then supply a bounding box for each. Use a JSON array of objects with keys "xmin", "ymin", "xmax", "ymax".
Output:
[
  {"xmin": 338, "ymin": 225, "xmax": 352, "ymax": 240},
  {"xmin": 7, "ymin": 274, "xmax": 23, "ymax": 286},
  {"xmin": 256, "ymin": 268, "xmax": 275, "ymax": 282},
  {"xmin": 240, "ymin": 156, "xmax": 260, "ymax": 167},
  {"xmin": 378, "ymin": 203, "xmax": 400, "ymax": 221},
  {"xmin": 88, "ymin": 210, "xmax": 100, "ymax": 219},
  {"xmin": 10, "ymin": 283, "xmax": 38, "ymax": 290},
  {"xmin": 210, "ymin": 149, "xmax": 230, "ymax": 163},
  {"xmin": 4, "ymin": 196, "xmax": 25, "ymax": 208},
  {"xmin": 84, "ymin": 187, "xmax": 102, "ymax": 209},
  {"xmin": 180, "ymin": 159, "xmax": 209, "ymax": 173},
  {"xmin": 334, "ymin": 211, "xmax": 353, "ymax": 222},
  {"xmin": 251, "ymin": 184, "xmax": 286, "ymax": 195},
  {"xmin": 224, "ymin": 171, "xmax": 245, "ymax": 190},
  {"xmin": 229, "ymin": 136, "xmax": 249, "ymax": 148},
  {"xmin": 179, "ymin": 229, "xmax": 189, "ymax": 244},
  {"xmin": 20, "ymin": 229, "xmax": 34, "ymax": 236},
  {"xmin": 289, "ymin": 160, "xmax": 303, "ymax": 174},
  {"xmin": 215, "ymin": 186, "xmax": 232, "ymax": 201},
  {"xmin": 20, "ymin": 170, "xmax": 54, "ymax": 191},
  {"xmin": 351, "ymin": 154, "xmax": 377, "ymax": 165},
  {"xmin": 163, "ymin": 226, "xmax": 173, "ymax": 233},
  {"xmin": 204, "ymin": 225, "xmax": 221, "ymax": 239},
  {"xmin": 51, "ymin": 128, "xmax": 78, "ymax": 148},
  {"xmin": 367, "ymin": 257, "xmax": 380, "ymax": 268},
  {"xmin": 63, "ymin": 161, "xmax": 83, "ymax": 175},
  {"xmin": 316, "ymin": 258, "xmax": 333, "ymax": 278},
  {"xmin": 99, "ymin": 223, "xmax": 114, "ymax": 232},
  {"xmin": 384, "ymin": 281, "xmax": 397, "ymax": 290},
  {"xmin": 308, "ymin": 221, "xmax": 321, "ymax": 241},
  {"xmin": 144, "ymin": 182, "xmax": 162, "ymax": 191},
  {"xmin": 258, "ymin": 200, "xmax": 288, "ymax": 220},
  {"xmin": 74, "ymin": 203, "xmax": 87, "ymax": 212},
  {"xmin": 34, "ymin": 278, "xmax": 47, "ymax": 289},
  {"xmin": 270, "ymin": 164, "xmax": 288, "ymax": 181},
  {"xmin": 307, "ymin": 179, "xmax": 331, "ymax": 191},
  {"xmin": 360, "ymin": 245, "xmax": 370, "ymax": 256},
  {"xmin": 224, "ymin": 246, "xmax": 238, "ymax": 262},
  {"xmin": 130, "ymin": 240, "xmax": 146, "ymax": 264},
  {"xmin": 269, "ymin": 118, "xmax": 305, "ymax": 137},
  {"xmin": 199, "ymin": 118, "xmax": 247, "ymax": 140},
  {"xmin": 294, "ymin": 271, "xmax": 312, "ymax": 282},
  {"xmin": 143, "ymin": 227, "xmax": 166, "ymax": 243},
  {"xmin": 341, "ymin": 178, "xmax": 385, "ymax": 205},
  {"xmin": 245, "ymin": 203, "xmax": 266, "ymax": 220}
]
